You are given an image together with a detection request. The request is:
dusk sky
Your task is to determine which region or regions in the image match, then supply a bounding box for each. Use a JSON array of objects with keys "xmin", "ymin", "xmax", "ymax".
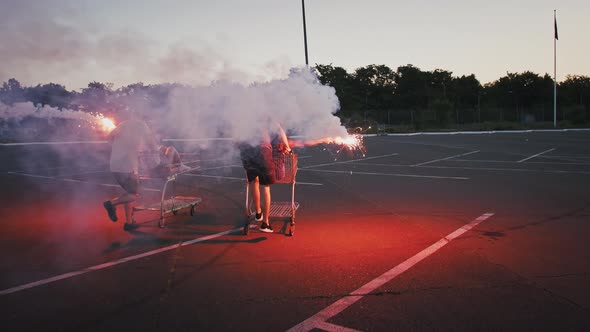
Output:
[{"xmin": 1, "ymin": 0, "xmax": 588, "ymax": 91}]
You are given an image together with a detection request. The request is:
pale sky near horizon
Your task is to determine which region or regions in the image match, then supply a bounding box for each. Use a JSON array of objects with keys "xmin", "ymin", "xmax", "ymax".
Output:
[{"xmin": 1, "ymin": 0, "xmax": 588, "ymax": 91}]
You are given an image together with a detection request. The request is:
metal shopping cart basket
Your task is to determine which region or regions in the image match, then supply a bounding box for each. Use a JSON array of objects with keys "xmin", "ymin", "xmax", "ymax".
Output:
[
  {"xmin": 244, "ymin": 151, "xmax": 299, "ymax": 236},
  {"xmin": 130, "ymin": 151, "xmax": 202, "ymax": 228}
]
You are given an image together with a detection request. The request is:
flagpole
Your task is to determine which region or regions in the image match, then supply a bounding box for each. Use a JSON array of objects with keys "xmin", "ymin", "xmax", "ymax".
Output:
[
  {"xmin": 553, "ymin": 10, "xmax": 557, "ymax": 128},
  {"xmin": 301, "ymin": 0, "xmax": 309, "ymax": 66}
]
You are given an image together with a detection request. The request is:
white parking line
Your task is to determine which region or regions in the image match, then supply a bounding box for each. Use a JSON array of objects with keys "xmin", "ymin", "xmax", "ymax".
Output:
[
  {"xmin": 412, "ymin": 150, "xmax": 480, "ymax": 166},
  {"xmin": 197, "ymin": 164, "xmax": 241, "ymax": 171},
  {"xmin": 542, "ymin": 155, "xmax": 590, "ymax": 160},
  {"xmin": 56, "ymin": 170, "xmax": 111, "ymax": 178},
  {"xmin": 0, "ymin": 227, "xmax": 242, "ymax": 296},
  {"xmin": 287, "ymin": 213, "xmax": 494, "ymax": 332},
  {"xmin": 353, "ymin": 162, "xmax": 590, "ymax": 175},
  {"xmin": 299, "ymin": 168, "xmax": 469, "ymax": 180},
  {"xmin": 450, "ymin": 159, "xmax": 590, "ymax": 166},
  {"xmin": 0, "ymin": 141, "xmax": 108, "ymax": 146},
  {"xmin": 183, "ymin": 172, "xmax": 324, "ymax": 186},
  {"xmin": 6, "ymin": 172, "xmax": 161, "ymax": 192},
  {"xmin": 517, "ymin": 148, "xmax": 556, "ymax": 163},
  {"xmin": 182, "ymin": 174, "xmax": 244, "ymax": 181},
  {"xmin": 302, "ymin": 153, "xmax": 399, "ymax": 169}
]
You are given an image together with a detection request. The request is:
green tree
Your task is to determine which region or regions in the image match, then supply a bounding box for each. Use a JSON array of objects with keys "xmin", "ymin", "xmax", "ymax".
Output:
[
  {"xmin": 352, "ymin": 64, "xmax": 395, "ymax": 122},
  {"xmin": 452, "ymin": 74, "xmax": 482, "ymax": 123},
  {"xmin": 560, "ymin": 75, "xmax": 590, "ymax": 123},
  {"xmin": 393, "ymin": 64, "xmax": 427, "ymax": 110},
  {"xmin": 486, "ymin": 72, "xmax": 553, "ymax": 122},
  {"xmin": 24, "ymin": 83, "xmax": 72, "ymax": 110},
  {"xmin": 0, "ymin": 78, "xmax": 26, "ymax": 105},
  {"xmin": 76, "ymin": 81, "xmax": 115, "ymax": 114}
]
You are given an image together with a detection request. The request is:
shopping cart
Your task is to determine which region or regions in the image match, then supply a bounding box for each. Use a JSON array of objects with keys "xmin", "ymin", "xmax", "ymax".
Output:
[
  {"xmin": 244, "ymin": 151, "xmax": 299, "ymax": 236},
  {"xmin": 130, "ymin": 151, "xmax": 202, "ymax": 228}
]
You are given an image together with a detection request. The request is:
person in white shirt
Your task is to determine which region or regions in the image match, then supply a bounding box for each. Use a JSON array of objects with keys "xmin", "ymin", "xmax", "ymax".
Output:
[{"xmin": 103, "ymin": 112, "xmax": 159, "ymax": 230}]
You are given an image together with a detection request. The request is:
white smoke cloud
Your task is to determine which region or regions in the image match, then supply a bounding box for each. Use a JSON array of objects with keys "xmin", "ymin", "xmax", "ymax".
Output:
[
  {"xmin": 1, "ymin": 67, "xmax": 347, "ymax": 148},
  {"xmin": 0, "ymin": 101, "xmax": 102, "ymax": 123},
  {"xmin": 161, "ymin": 67, "xmax": 346, "ymax": 146},
  {"xmin": 0, "ymin": 101, "xmax": 112, "ymax": 142}
]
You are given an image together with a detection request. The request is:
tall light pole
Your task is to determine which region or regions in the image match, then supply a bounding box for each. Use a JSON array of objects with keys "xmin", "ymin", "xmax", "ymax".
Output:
[
  {"xmin": 301, "ymin": 0, "xmax": 309, "ymax": 66},
  {"xmin": 553, "ymin": 10, "xmax": 558, "ymax": 127}
]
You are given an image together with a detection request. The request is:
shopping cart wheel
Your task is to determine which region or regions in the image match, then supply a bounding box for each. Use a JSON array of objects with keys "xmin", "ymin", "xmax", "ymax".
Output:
[
  {"xmin": 159, "ymin": 217, "xmax": 166, "ymax": 228},
  {"xmin": 288, "ymin": 223, "xmax": 295, "ymax": 236},
  {"xmin": 190, "ymin": 205, "xmax": 196, "ymax": 216},
  {"xmin": 243, "ymin": 221, "xmax": 250, "ymax": 235}
]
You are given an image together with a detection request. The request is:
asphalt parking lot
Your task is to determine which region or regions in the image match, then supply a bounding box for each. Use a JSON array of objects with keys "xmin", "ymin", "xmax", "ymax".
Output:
[{"xmin": 1, "ymin": 130, "xmax": 589, "ymax": 331}]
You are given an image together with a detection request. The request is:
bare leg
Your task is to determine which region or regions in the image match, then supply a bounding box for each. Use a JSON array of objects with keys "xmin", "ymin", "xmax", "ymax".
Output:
[
  {"xmin": 110, "ymin": 193, "xmax": 137, "ymax": 206},
  {"xmin": 109, "ymin": 193, "xmax": 138, "ymax": 223},
  {"xmin": 262, "ymin": 185, "xmax": 271, "ymax": 225},
  {"xmin": 123, "ymin": 203, "xmax": 132, "ymax": 223},
  {"xmin": 253, "ymin": 177, "xmax": 261, "ymax": 214}
]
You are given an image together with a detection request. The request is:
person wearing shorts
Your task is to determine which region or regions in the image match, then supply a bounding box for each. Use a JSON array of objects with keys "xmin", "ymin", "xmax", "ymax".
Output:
[
  {"xmin": 240, "ymin": 122, "xmax": 290, "ymax": 233},
  {"xmin": 112, "ymin": 172, "xmax": 139, "ymax": 195},
  {"xmin": 103, "ymin": 113, "xmax": 159, "ymax": 230}
]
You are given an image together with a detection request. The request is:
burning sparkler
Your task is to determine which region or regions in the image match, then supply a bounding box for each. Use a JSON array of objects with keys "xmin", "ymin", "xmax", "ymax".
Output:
[
  {"xmin": 331, "ymin": 134, "xmax": 366, "ymax": 158},
  {"xmin": 290, "ymin": 133, "xmax": 366, "ymax": 158},
  {"xmin": 97, "ymin": 115, "xmax": 116, "ymax": 132},
  {"xmin": 85, "ymin": 113, "xmax": 117, "ymax": 134}
]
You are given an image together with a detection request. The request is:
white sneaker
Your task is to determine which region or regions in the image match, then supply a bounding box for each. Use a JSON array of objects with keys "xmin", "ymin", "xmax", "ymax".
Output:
[{"xmin": 260, "ymin": 222, "xmax": 274, "ymax": 233}]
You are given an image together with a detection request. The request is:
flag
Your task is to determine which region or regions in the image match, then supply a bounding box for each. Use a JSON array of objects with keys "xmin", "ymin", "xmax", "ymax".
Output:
[{"xmin": 554, "ymin": 15, "xmax": 558, "ymax": 40}]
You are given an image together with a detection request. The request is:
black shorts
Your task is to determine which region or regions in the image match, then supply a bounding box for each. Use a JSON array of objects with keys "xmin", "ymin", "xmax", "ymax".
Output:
[
  {"xmin": 112, "ymin": 172, "xmax": 139, "ymax": 194},
  {"xmin": 239, "ymin": 144, "xmax": 275, "ymax": 185}
]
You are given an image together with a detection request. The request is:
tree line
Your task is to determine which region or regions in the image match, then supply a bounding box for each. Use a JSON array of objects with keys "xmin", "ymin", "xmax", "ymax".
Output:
[
  {"xmin": 314, "ymin": 64, "xmax": 590, "ymax": 129},
  {"xmin": 0, "ymin": 79, "xmax": 176, "ymax": 118},
  {"xmin": 2, "ymin": 64, "xmax": 589, "ymax": 131}
]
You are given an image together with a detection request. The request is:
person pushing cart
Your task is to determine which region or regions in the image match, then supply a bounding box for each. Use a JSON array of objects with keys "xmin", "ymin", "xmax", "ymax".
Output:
[{"xmin": 239, "ymin": 120, "xmax": 298, "ymax": 235}]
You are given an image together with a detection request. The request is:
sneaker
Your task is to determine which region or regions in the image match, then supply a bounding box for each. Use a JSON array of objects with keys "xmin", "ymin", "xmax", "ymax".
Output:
[
  {"xmin": 123, "ymin": 222, "xmax": 139, "ymax": 231},
  {"xmin": 260, "ymin": 222, "xmax": 273, "ymax": 233},
  {"xmin": 103, "ymin": 201, "xmax": 117, "ymax": 222},
  {"xmin": 254, "ymin": 211, "xmax": 263, "ymax": 222}
]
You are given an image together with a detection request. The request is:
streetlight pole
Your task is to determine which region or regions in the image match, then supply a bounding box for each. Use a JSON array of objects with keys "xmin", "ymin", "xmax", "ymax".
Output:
[{"xmin": 301, "ymin": 0, "xmax": 309, "ymax": 66}]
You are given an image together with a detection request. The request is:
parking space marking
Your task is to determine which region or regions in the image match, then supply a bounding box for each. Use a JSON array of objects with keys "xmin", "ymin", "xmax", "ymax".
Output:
[
  {"xmin": 451, "ymin": 159, "xmax": 590, "ymax": 165},
  {"xmin": 6, "ymin": 172, "xmax": 161, "ymax": 192},
  {"xmin": 353, "ymin": 162, "xmax": 590, "ymax": 175},
  {"xmin": 0, "ymin": 228, "xmax": 241, "ymax": 296},
  {"xmin": 0, "ymin": 141, "xmax": 108, "ymax": 146},
  {"xmin": 287, "ymin": 213, "xmax": 494, "ymax": 332},
  {"xmin": 56, "ymin": 170, "xmax": 111, "ymax": 178},
  {"xmin": 517, "ymin": 148, "xmax": 556, "ymax": 163},
  {"xmin": 182, "ymin": 172, "xmax": 324, "ymax": 186},
  {"xmin": 301, "ymin": 153, "xmax": 399, "ymax": 169},
  {"xmin": 542, "ymin": 155, "xmax": 590, "ymax": 159},
  {"xmin": 412, "ymin": 150, "xmax": 480, "ymax": 166},
  {"xmin": 299, "ymin": 168, "xmax": 468, "ymax": 180}
]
